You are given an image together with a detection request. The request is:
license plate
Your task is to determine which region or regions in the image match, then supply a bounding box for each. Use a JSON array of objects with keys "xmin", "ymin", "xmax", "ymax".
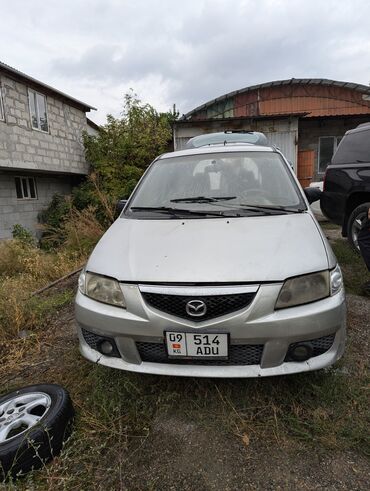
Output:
[{"xmin": 165, "ymin": 332, "xmax": 228, "ymax": 359}]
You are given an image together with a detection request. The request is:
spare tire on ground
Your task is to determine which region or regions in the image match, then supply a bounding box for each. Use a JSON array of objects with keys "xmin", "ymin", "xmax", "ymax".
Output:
[{"xmin": 0, "ymin": 384, "xmax": 74, "ymax": 480}]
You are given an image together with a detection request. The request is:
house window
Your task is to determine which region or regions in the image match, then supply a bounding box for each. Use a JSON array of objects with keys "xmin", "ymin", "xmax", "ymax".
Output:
[
  {"xmin": 0, "ymin": 86, "xmax": 4, "ymax": 121},
  {"xmin": 28, "ymin": 89, "xmax": 48, "ymax": 132},
  {"xmin": 15, "ymin": 177, "xmax": 38, "ymax": 199},
  {"xmin": 318, "ymin": 136, "xmax": 342, "ymax": 173}
]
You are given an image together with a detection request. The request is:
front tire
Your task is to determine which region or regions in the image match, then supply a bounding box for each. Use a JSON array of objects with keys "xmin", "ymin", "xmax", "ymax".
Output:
[{"xmin": 347, "ymin": 202, "xmax": 370, "ymax": 252}]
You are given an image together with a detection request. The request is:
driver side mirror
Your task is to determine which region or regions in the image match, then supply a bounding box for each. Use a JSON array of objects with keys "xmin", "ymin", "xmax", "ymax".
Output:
[
  {"xmin": 116, "ymin": 199, "xmax": 127, "ymax": 215},
  {"xmin": 304, "ymin": 187, "xmax": 322, "ymax": 204}
]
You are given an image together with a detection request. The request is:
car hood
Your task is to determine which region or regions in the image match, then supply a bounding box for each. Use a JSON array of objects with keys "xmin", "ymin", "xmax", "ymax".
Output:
[{"xmin": 86, "ymin": 213, "xmax": 329, "ymax": 283}]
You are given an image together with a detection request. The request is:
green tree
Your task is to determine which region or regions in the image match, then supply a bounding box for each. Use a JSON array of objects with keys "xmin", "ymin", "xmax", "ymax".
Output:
[{"xmin": 83, "ymin": 91, "xmax": 174, "ymax": 220}]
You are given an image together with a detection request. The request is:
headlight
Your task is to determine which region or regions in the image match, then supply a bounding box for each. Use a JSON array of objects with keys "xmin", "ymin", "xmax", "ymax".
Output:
[
  {"xmin": 78, "ymin": 270, "xmax": 126, "ymax": 308},
  {"xmin": 275, "ymin": 270, "xmax": 330, "ymax": 309},
  {"xmin": 330, "ymin": 264, "xmax": 343, "ymax": 295},
  {"xmin": 78, "ymin": 269, "xmax": 86, "ymax": 294}
]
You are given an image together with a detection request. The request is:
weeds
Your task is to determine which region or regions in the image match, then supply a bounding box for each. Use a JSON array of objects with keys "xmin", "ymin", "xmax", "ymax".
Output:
[
  {"xmin": 0, "ymin": 239, "xmax": 83, "ymax": 339},
  {"xmin": 0, "ymin": 282, "xmax": 75, "ymax": 341},
  {"xmin": 12, "ymin": 224, "xmax": 36, "ymax": 247},
  {"xmin": 319, "ymin": 221, "xmax": 370, "ymax": 295},
  {"xmin": 0, "ymin": 219, "xmax": 368, "ymax": 489},
  {"xmin": 331, "ymin": 239, "xmax": 369, "ymax": 295},
  {"xmin": 0, "ymin": 192, "xmax": 104, "ymax": 340},
  {"xmin": 41, "ymin": 204, "xmax": 105, "ymax": 256},
  {"xmin": 320, "ymin": 220, "xmax": 341, "ymax": 230},
  {"xmin": 5, "ymin": 358, "xmax": 367, "ymax": 490}
]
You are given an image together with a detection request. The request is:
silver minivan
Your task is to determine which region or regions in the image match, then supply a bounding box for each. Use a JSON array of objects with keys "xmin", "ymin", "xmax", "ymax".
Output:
[{"xmin": 75, "ymin": 133, "xmax": 346, "ymax": 378}]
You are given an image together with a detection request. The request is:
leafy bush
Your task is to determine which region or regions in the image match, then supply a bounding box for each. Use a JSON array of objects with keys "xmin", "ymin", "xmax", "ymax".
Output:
[
  {"xmin": 39, "ymin": 193, "xmax": 71, "ymax": 229},
  {"xmin": 12, "ymin": 224, "xmax": 36, "ymax": 246},
  {"xmin": 38, "ymin": 92, "xmax": 174, "ymax": 248},
  {"xmin": 39, "ymin": 194, "xmax": 73, "ymax": 249},
  {"xmin": 82, "ymin": 91, "xmax": 173, "ymax": 222},
  {"xmin": 0, "ymin": 91, "xmax": 174, "ymax": 339}
]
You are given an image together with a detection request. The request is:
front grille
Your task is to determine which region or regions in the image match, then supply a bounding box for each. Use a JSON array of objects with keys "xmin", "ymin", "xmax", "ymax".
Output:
[
  {"xmin": 136, "ymin": 341, "xmax": 264, "ymax": 366},
  {"xmin": 141, "ymin": 292, "xmax": 255, "ymax": 322},
  {"xmin": 285, "ymin": 334, "xmax": 335, "ymax": 362},
  {"xmin": 81, "ymin": 328, "xmax": 120, "ymax": 357}
]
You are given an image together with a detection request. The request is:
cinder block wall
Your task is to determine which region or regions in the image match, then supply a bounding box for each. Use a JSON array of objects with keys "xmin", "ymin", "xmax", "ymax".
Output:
[
  {"xmin": 0, "ymin": 72, "xmax": 89, "ymax": 175},
  {"xmin": 0, "ymin": 172, "xmax": 74, "ymax": 239}
]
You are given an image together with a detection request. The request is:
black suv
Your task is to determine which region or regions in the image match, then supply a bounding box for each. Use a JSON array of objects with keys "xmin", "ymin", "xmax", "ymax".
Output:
[{"xmin": 321, "ymin": 122, "xmax": 370, "ymax": 250}]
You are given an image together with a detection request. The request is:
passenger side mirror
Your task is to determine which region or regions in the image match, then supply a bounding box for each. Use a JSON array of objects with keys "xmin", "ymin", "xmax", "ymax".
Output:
[
  {"xmin": 304, "ymin": 187, "xmax": 322, "ymax": 204},
  {"xmin": 116, "ymin": 199, "xmax": 127, "ymax": 214}
]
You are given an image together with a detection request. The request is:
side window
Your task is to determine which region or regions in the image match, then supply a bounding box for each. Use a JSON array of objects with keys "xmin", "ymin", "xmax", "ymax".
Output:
[
  {"xmin": 0, "ymin": 86, "xmax": 4, "ymax": 121},
  {"xmin": 15, "ymin": 177, "xmax": 38, "ymax": 199},
  {"xmin": 332, "ymin": 129, "xmax": 370, "ymax": 164},
  {"xmin": 318, "ymin": 136, "xmax": 341, "ymax": 173},
  {"xmin": 28, "ymin": 89, "xmax": 49, "ymax": 132}
]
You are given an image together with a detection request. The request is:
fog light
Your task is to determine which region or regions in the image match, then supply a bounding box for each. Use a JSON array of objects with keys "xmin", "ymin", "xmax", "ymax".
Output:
[
  {"xmin": 99, "ymin": 340, "xmax": 114, "ymax": 355},
  {"xmin": 288, "ymin": 343, "xmax": 313, "ymax": 362}
]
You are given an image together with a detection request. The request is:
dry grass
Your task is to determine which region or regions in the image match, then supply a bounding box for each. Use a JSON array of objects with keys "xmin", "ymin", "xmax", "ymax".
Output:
[
  {"xmin": 62, "ymin": 206, "xmax": 105, "ymax": 255},
  {"xmin": 331, "ymin": 239, "xmax": 370, "ymax": 295},
  {"xmin": 0, "ymin": 279, "xmax": 368, "ymax": 489},
  {"xmin": 3, "ymin": 345, "xmax": 369, "ymax": 490},
  {"xmin": 0, "ymin": 241, "xmax": 83, "ymax": 340},
  {"xmin": 0, "ymin": 200, "xmax": 106, "ymax": 340},
  {"xmin": 319, "ymin": 220, "xmax": 369, "ymax": 295},
  {"xmin": 0, "ymin": 219, "xmax": 368, "ymax": 489},
  {"xmin": 42, "ymin": 205, "xmax": 105, "ymax": 256}
]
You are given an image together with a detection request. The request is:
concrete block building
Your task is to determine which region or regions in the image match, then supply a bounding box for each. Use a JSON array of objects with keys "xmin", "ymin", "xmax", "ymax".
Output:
[
  {"xmin": 0, "ymin": 61, "xmax": 96, "ymax": 239},
  {"xmin": 174, "ymin": 78, "xmax": 370, "ymax": 187}
]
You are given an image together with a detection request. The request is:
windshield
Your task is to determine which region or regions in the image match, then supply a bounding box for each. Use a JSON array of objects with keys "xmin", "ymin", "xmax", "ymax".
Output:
[{"xmin": 127, "ymin": 151, "xmax": 305, "ymax": 217}]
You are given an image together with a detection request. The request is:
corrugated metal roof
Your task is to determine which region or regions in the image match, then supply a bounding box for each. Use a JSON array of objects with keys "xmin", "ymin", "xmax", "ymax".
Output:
[
  {"xmin": 177, "ymin": 112, "xmax": 309, "ymax": 124},
  {"xmin": 0, "ymin": 60, "xmax": 96, "ymax": 111},
  {"xmin": 183, "ymin": 78, "xmax": 370, "ymax": 119}
]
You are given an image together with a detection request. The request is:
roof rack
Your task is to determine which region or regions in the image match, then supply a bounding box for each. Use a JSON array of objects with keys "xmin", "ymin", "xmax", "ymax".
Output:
[
  {"xmin": 185, "ymin": 131, "xmax": 269, "ymax": 149},
  {"xmin": 224, "ymin": 130, "xmax": 253, "ymax": 134}
]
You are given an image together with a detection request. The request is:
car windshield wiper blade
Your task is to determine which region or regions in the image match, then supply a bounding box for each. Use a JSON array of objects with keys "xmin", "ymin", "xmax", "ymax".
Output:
[
  {"xmin": 170, "ymin": 196, "xmax": 236, "ymax": 203},
  {"xmin": 129, "ymin": 206, "xmax": 228, "ymax": 217},
  {"xmin": 239, "ymin": 204, "xmax": 305, "ymax": 214}
]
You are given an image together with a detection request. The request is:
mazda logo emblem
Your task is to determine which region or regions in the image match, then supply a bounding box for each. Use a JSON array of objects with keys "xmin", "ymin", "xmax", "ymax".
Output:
[{"xmin": 186, "ymin": 299, "xmax": 207, "ymax": 317}]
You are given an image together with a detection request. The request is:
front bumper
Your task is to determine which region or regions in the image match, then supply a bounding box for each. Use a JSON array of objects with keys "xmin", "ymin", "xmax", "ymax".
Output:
[{"xmin": 75, "ymin": 283, "xmax": 346, "ymax": 378}]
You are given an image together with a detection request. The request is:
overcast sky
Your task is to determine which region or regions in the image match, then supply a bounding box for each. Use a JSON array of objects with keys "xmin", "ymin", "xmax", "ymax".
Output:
[{"xmin": 1, "ymin": 0, "xmax": 370, "ymax": 124}]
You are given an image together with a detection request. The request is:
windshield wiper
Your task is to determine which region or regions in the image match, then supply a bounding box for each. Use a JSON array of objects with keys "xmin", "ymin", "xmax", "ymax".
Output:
[
  {"xmin": 239, "ymin": 204, "xmax": 305, "ymax": 214},
  {"xmin": 170, "ymin": 196, "xmax": 236, "ymax": 203},
  {"xmin": 129, "ymin": 206, "xmax": 229, "ymax": 217}
]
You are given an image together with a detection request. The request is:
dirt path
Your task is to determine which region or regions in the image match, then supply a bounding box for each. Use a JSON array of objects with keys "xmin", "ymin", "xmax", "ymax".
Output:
[
  {"xmin": 1, "ymin": 279, "xmax": 369, "ymax": 490},
  {"xmin": 124, "ymin": 413, "xmax": 370, "ymax": 490},
  {"xmin": 123, "ymin": 292, "xmax": 370, "ymax": 490}
]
